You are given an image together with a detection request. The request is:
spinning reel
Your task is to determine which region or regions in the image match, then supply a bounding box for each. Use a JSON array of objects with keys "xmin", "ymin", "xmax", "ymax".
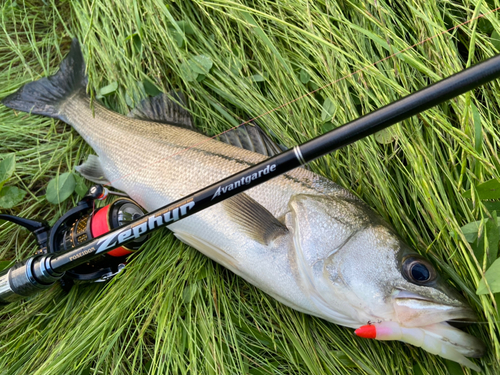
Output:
[{"xmin": 0, "ymin": 185, "xmax": 148, "ymax": 289}]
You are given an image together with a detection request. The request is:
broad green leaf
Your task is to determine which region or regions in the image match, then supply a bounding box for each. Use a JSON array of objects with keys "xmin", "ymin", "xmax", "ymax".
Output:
[
  {"xmin": 144, "ymin": 360, "xmax": 152, "ymax": 373},
  {"xmin": 132, "ymin": 34, "xmax": 142, "ymax": 53},
  {"xmin": 375, "ymin": 128, "xmax": 397, "ymax": 144},
  {"xmin": 142, "ymin": 79, "xmax": 161, "ymax": 97},
  {"xmin": 97, "ymin": 81, "xmax": 118, "ymax": 98},
  {"xmin": 299, "ymin": 69, "xmax": 310, "ymax": 84},
  {"xmin": 478, "ymin": 18, "xmax": 494, "ymax": 34},
  {"xmin": 330, "ymin": 350, "xmax": 356, "ymax": 367},
  {"xmin": 309, "ymin": 82, "xmax": 319, "ymax": 91},
  {"xmin": 463, "ymin": 179, "xmax": 500, "ymax": 199},
  {"xmin": 476, "ymin": 257, "xmax": 500, "ymax": 294},
  {"xmin": 124, "ymin": 32, "xmax": 142, "ymax": 53},
  {"xmin": 472, "ymin": 220, "xmax": 486, "ymax": 264},
  {"xmin": 125, "ymin": 81, "xmax": 146, "ymax": 108},
  {"xmin": 46, "ymin": 172, "xmax": 76, "ymax": 204},
  {"xmin": 182, "ymin": 283, "xmax": 198, "ymax": 304},
  {"xmin": 452, "ymin": 217, "xmax": 500, "ymax": 243},
  {"xmin": 0, "ymin": 260, "xmax": 14, "ymax": 272},
  {"xmin": 0, "ymin": 186, "xmax": 27, "ymax": 208},
  {"xmin": 445, "ymin": 360, "xmax": 464, "ymax": 375},
  {"xmin": 180, "ymin": 61, "xmax": 198, "ymax": 82},
  {"xmin": 471, "ymin": 214, "xmax": 499, "ymax": 268},
  {"xmin": 188, "ymin": 55, "xmax": 213, "ymax": 75},
  {"xmin": 125, "ymin": 93, "xmax": 134, "ymax": 108},
  {"xmin": 73, "ymin": 173, "xmax": 88, "ymax": 198},
  {"xmin": 196, "ymin": 268, "xmax": 207, "ymax": 281},
  {"xmin": 485, "ymin": 201, "xmax": 500, "ymax": 212},
  {"xmin": 0, "ymin": 153, "xmax": 16, "ymax": 189},
  {"xmin": 459, "ymin": 220, "xmax": 481, "ymax": 243},
  {"xmin": 321, "ymin": 122, "xmax": 334, "ymax": 133},
  {"xmin": 487, "ymin": 211, "xmax": 499, "ymax": 266},
  {"xmin": 491, "ymin": 30, "xmax": 500, "ymax": 50},
  {"xmin": 476, "ymin": 179, "xmax": 500, "ymax": 199},
  {"xmin": 171, "ymin": 30, "xmax": 185, "ymax": 47},
  {"xmin": 321, "ymin": 98, "xmax": 336, "ymax": 122},
  {"xmin": 176, "ymin": 20, "xmax": 195, "ymax": 35},
  {"xmin": 250, "ymin": 74, "xmax": 264, "ymax": 82},
  {"xmin": 229, "ymin": 60, "xmax": 242, "ymax": 75},
  {"xmin": 412, "ymin": 363, "xmax": 424, "ymax": 375},
  {"xmin": 471, "ymin": 104, "xmax": 482, "ymax": 154}
]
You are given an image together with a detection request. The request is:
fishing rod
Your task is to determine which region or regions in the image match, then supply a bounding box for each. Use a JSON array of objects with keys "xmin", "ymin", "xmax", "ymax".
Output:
[{"xmin": 1, "ymin": 53, "xmax": 500, "ymax": 305}]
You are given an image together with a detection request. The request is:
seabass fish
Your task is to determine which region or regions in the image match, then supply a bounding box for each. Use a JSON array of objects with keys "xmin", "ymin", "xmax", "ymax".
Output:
[{"xmin": 1, "ymin": 40, "xmax": 485, "ymax": 370}]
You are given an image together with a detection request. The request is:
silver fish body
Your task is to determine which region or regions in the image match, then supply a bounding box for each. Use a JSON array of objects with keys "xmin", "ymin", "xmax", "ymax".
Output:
[
  {"xmin": 1, "ymin": 40, "xmax": 485, "ymax": 370},
  {"xmin": 66, "ymin": 92, "xmax": 363, "ymax": 323}
]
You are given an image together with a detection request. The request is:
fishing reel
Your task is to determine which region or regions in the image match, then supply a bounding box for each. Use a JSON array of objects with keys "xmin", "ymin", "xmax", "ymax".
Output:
[{"xmin": 0, "ymin": 185, "xmax": 148, "ymax": 289}]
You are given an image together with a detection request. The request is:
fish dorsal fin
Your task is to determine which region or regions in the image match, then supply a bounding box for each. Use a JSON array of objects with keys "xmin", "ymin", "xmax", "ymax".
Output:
[
  {"xmin": 75, "ymin": 155, "xmax": 110, "ymax": 185},
  {"xmin": 128, "ymin": 92, "xmax": 286, "ymax": 158},
  {"xmin": 217, "ymin": 124, "xmax": 286, "ymax": 157},
  {"xmin": 224, "ymin": 193, "xmax": 288, "ymax": 245},
  {"xmin": 128, "ymin": 91, "xmax": 285, "ymax": 157},
  {"xmin": 127, "ymin": 92, "xmax": 194, "ymax": 129}
]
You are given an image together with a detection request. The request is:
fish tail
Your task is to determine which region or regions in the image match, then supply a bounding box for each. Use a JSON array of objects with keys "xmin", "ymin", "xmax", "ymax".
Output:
[{"xmin": 1, "ymin": 39, "xmax": 87, "ymax": 121}]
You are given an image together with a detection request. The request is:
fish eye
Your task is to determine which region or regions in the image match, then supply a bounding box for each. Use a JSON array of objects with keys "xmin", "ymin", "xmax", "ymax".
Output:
[
  {"xmin": 410, "ymin": 263, "xmax": 429, "ymax": 281},
  {"xmin": 402, "ymin": 256, "xmax": 436, "ymax": 285}
]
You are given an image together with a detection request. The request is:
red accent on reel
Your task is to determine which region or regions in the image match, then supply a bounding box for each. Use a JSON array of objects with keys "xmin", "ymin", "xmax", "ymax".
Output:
[{"xmin": 91, "ymin": 204, "xmax": 132, "ymax": 257}]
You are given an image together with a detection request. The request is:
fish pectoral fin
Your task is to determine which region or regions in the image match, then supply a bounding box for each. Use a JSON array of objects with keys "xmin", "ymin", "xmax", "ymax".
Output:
[
  {"xmin": 75, "ymin": 155, "xmax": 110, "ymax": 184},
  {"xmin": 223, "ymin": 193, "xmax": 288, "ymax": 245},
  {"xmin": 127, "ymin": 92, "xmax": 194, "ymax": 129},
  {"xmin": 173, "ymin": 230, "xmax": 240, "ymax": 271}
]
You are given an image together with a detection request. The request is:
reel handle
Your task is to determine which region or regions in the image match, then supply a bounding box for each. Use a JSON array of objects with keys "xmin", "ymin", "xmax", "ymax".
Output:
[{"xmin": 0, "ymin": 215, "xmax": 49, "ymax": 253}]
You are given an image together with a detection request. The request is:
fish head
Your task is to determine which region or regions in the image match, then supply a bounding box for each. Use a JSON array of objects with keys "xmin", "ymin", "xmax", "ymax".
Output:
[
  {"xmin": 390, "ymin": 246, "xmax": 476, "ymax": 328},
  {"xmin": 288, "ymin": 193, "xmax": 485, "ymax": 364}
]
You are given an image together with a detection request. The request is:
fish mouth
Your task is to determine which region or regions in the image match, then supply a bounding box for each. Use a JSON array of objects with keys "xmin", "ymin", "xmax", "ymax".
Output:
[
  {"xmin": 394, "ymin": 289, "xmax": 478, "ymax": 324},
  {"xmin": 393, "ymin": 290, "xmax": 486, "ymax": 358}
]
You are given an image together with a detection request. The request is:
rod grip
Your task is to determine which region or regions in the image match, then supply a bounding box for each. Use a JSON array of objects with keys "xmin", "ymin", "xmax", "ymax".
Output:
[{"xmin": 0, "ymin": 256, "xmax": 63, "ymax": 305}]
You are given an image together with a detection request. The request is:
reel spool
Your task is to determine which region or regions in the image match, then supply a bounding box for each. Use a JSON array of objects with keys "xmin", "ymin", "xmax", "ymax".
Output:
[{"xmin": 0, "ymin": 185, "xmax": 148, "ymax": 287}]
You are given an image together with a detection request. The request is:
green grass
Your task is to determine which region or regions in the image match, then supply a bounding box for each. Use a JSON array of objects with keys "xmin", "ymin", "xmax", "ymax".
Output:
[{"xmin": 1, "ymin": 0, "xmax": 500, "ymax": 374}]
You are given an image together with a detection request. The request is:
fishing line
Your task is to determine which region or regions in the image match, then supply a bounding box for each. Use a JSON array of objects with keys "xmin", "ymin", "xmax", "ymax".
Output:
[{"xmin": 105, "ymin": 6, "xmax": 500, "ymax": 188}]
